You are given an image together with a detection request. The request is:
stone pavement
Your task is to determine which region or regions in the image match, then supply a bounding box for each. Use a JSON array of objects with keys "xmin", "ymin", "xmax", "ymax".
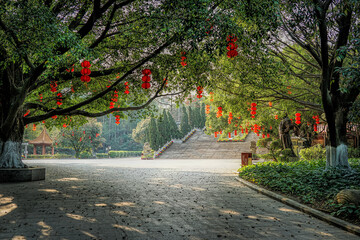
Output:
[
  {"xmin": 159, "ymin": 131, "xmax": 268, "ymax": 159},
  {"xmin": 1, "ymin": 158, "xmax": 358, "ymax": 240}
]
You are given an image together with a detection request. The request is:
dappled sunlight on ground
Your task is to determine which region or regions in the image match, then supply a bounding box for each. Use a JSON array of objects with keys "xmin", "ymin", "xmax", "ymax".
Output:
[
  {"xmin": 0, "ymin": 202, "xmax": 17, "ymax": 217},
  {"xmin": 0, "ymin": 159, "xmax": 358, "ymax": 239}
]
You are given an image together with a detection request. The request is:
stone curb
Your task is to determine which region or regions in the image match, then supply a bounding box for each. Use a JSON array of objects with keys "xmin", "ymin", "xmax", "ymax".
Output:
[{"xmin": 235, "ymin": 177, "xmax": 360, "ymax": 236}]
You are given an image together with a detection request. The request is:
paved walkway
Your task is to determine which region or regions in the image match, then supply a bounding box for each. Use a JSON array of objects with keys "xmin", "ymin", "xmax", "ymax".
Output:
[
  {"xmin": 1, "ymin": 159, "xmax": 358, "ymax": 240},
  {"xmin": 159, "ymin": 131, "xmax": 268, "ymax": 159}
]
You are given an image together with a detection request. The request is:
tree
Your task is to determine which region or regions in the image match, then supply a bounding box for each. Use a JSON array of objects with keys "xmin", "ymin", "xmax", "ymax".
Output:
[
  {"xmin": 0, "ymin": 0, "xmax": 242, "ymax": 168},
  {"xmin": 200, "ymin": 103, "xmax": 206, "ymax": 128},
  {"xmin": 132, "ymin": 118, "xmax": 151, "ymax": 144},
  {"xmin": 57, "ymin": 119, "xmax": 104, "ymax": 158},
  {"xmin": 180, "ymin": 106, "xmax": 191, "ymax": 137},
  {"xmin": 148, "ymin": 118, "xmax": 159, "ymax": 150},
  {"xmin": 166, "ymin": 110, "xmax": 181, "ymax": 139}
]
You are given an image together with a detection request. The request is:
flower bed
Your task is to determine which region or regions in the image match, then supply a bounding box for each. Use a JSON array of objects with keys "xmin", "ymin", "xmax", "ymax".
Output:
[
  {"xmin": 155, "ymin": 141, "xmax": 173, "ymax": 158},
  {"xmin": 182, "ymin": 129, "xmax": 196, "ymax": 143}
]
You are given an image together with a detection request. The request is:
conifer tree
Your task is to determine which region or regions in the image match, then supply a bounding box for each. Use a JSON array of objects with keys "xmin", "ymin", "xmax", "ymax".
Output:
[
  {"xmin": 180, "ymin": 106, "xmax": 191, "ymax": 137},
  {"xmin": 200, "ymin": 103, "xmax": 206, "ymax": 128},
  {"xmin": 167, "ymin": 111, "xmax": 181, "ymax": 139},
  {"xmin": 148, "ymin": 118, "xmax": 158, "ymax": 150}
]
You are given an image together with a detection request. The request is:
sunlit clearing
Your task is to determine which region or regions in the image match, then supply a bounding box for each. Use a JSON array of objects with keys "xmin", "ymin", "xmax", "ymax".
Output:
[
  {"xmin": 0, "ymin": 203, "xmax": 17, "ymax": 217},
  {"xmin": 38, "ymin": 189, "xmax": 60, "ymax": 193},
  {"xmin": 66, "ymin": 213, "xmax": 96, "ymax": 223},
  {"xmin": 220, "ymin": 209, "xmax": 240, "ymax": 215},
  {"xmin": 0, "ymin": 196, "xmax": 14, "ymax": 204},
  {"xmin": 112, "ymin": 210, "xmax": 128, "ymax": 216},
  {"xmin": 278, "ymin": 207, "xmax": 301, "ymax": 213},
  {"xmin": 11, "ymin": 236, "xmax": 26, "ymax": 240},
  {"xmin": 113, "ymin": 224, "xmax": 144, "ymax": 234},
  {"xmin": 81, "ymin": 231, "xmax": 97, "ymax": 238},
  {"xmin": 37, "ymin": 221, "xmax": 52, "ymax": 236},
  {"xmin": 113, "ymin": 202, "xmax": 136, "ymax": 207},
  {"xmin": 56, "ymin": 178, "xmax": 82, "ymax": 182},
  {"xmin": 95, "ymin": 203, "xmax": 107, "ymax": 207}
]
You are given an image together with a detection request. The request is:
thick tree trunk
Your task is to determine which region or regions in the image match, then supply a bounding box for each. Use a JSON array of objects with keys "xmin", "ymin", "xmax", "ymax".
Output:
[
  {"xmin": 0, "ymin": 118, "xmax": 27, "ymax": 168},
  {"xmin": 324, "ymin": 104, "xmax": 350, "ymax": 169}
]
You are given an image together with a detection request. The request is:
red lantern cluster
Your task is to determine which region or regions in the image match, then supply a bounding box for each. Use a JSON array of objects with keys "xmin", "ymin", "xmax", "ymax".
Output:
[
  {"xmin": 228, "ymin": 112, "xmax": 233, "ymax": 124},
  {"xmin": 313, "ymin": 115, "xmax": 320, "ymax": 132},
  {"xmin": 180, "ymin": 52, "xmax": 187, "ymax": 67},
  {"xmin": 209, "ymin": 92, "xmax": 214, "ymax": 102},
  {"xmin": 214, "ymin": 132, "xmax": 218, "ymax": 138},
  {"xmin": 56, "ymin": 93, "xmax": 63, "ymax": 106},
  {"xmin": 115, "ymin": 115, "xmax": 120, "ymax": 125},
  {"xmin": 196, "ymin": 86, "xmax": 203, "ymax": 98},
  {"xmin": 124, "ymin": 82, "xmax": 130, "ymax": 94},
  {"xmin": 228, "ymin": 132, "xmax": 231, "ymax": 138},
  {"xmin": 268, "ymin": 101, "xmax": 272, "ymax": 108},
  {"xmin": 32, "ymin": 124, "xmax": 36, "ymax": 131},
  {"xmin": 275, "ymin": 115, "xmax": 278, "ymax": 120},
  {"xmin": 50, "ymin": 81, "xmax": 57, "ymax": 92},
  {"xmin": 205, "ymin": 105, "xmax": 210, "ymax": 114},
  {"xmin": 39, "ymin": 94, "xmax": 43, "ymax": 102},
  {"xmin": 234, "ymin": 130, "xmax": 238, "ymax": 136},
  {"xmin": 250, "ymin": 103, "xmax": 257, "ymax": 118},
  {"xmin": 80, "ymin": 60, "xmax": 91, "ymax": 83},
  {"xmin": 112, "ymin": 90, "xmax": 119, "ymax": 102},
  {"xmin": 295, "ymin": 113, "xmax": 301, "ymax": 124},
  {"xmin": 216, "ymin": 107, "xmax": 223, "ymax": 118},
  {"xmin": 141, "ymin": 69, "xmax": 151, "ymax": 89},
  {"xmin": 226, "ymin": 34, "xmax": 238, "ymax": 59},
  {"xmin": 253, "ymin": 124, "xmax": 260, "ymax": 134}
]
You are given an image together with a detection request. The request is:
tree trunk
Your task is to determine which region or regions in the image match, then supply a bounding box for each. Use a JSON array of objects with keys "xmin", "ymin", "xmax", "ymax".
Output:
[
  {"xmin": 0, "ymin": 118, "xmax": 27, "ymax": 168},
  {"xmin": 324, "ymin": 103, "xmax": 350, "ymax": 169}
]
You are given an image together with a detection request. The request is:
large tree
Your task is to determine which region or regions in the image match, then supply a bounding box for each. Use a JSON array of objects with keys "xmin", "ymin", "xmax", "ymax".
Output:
[{"xmin": 0, "ymin": 0, "xmax": 245, "ymax": 168}]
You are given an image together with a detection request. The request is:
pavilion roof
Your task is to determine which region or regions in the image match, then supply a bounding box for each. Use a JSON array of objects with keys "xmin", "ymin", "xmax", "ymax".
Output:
[{"xmin": 28, "ymin": 128, "xmax": 53, "ymax": 145}]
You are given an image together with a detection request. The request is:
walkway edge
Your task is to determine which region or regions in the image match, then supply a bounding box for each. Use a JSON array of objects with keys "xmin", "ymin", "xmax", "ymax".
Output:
[{"xmin": 235, "ymin": 177, "xmax": 360, "ymax": 236}]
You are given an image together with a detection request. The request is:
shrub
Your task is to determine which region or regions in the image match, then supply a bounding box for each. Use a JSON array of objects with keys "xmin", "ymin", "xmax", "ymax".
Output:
[
  {"xmin": 26, "ymin": 154, "xmax": 53, "ymax": 159},
  {"xmin": 299, "ymin": 144, "xmax": 325, "ymax": 161},
  {"xmin": 108, "ymin": 151, "xmax": 142, "ymax": 158},
  {"xmin": 53, "ymin": 154, "xmax": 74, "ymax": 159},
  {"xmin": 79, "ymin": 151, "xmax": 94, "ymax": 159},
  {"xmin": 278, "ymin": 148, "xmax": 298, "ymax": 162},
  {"xmin": 96, "ymin": 153, "xmax": 108, "ymax": 158},
  {"xmin": 348, "ymin": 147, "xmax": 360, "ymax": 158}
]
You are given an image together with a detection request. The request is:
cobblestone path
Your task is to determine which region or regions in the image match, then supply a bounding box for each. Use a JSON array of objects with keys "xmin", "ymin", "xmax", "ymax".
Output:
[{"xmin": 0, "ymin": 159, "xmax": 358, "ymax": 239}]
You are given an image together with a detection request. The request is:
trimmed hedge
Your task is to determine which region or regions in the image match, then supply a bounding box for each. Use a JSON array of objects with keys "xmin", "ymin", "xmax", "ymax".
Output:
[
  {"xmin": 26, "ymin": 154, "xmax": 74, "ymax": 159},
  {"xmin": 96, "ymin": 153, "xmax": 108, "ymax": 158},
  {"xmin": 108, "ymin": 151, "xmax": 142, "ymax": 158}
]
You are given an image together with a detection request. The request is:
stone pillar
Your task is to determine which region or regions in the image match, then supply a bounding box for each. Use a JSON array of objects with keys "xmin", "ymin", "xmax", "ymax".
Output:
[
  {"xmin": 33, "ymin": 145, "xmax": 37, "ymax": 155},
  {"xmin": 51, "ymin": 146, "xmax": 54, "ymax": 155},
  {"xmin": 42, "ymin": 145, "xmax": 46, "ymax": 155}
]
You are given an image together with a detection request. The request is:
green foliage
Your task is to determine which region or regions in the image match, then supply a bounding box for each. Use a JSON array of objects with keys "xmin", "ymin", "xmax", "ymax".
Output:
[
  {"xmin": 180, "ymin": 106, "xmax": 191, "ymax": 137},
  {"xmin": 132, "ymin": 118, "xmax": 151, "ymax": 144},
  {"xmin": 79, "ymin": 151, "xmax": 95, "ymax": 159},
  {"xmin": 238, "ymin": 159, "xmax": 360, "ymax": 220},
  {"xmin": 27, "ymin": 154, "xmax": 73, "ymax": 159},
  {"xmin": 96, "ymin": 153, "xmax": 108, "ymax": 158},
  {"xmin": 108, "ymin": 151, "xmax": 142, "ymax": 158},
  {"xmin": 278, "ymin": 148, "xmax": 298, "ymax": 162},
  {"xmin": 348, "ymin": 147, "xmax": 360, "ymax": 158},
  {"xmin": 299, "ymin": 144, "xmax": 326, "ymax": 161},
  {"xmin": 166, "ymin": 111, "xmax": 182, "ymax": 139},
  {"xmin": 147, "ymin": 118, "xmax": 159, "ymax": 150}
]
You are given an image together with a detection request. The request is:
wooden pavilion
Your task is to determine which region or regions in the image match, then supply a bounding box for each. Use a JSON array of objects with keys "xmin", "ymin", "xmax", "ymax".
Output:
[{"xmin": 28, "ymin": 128, "xmax": 54, "ymax": 155}]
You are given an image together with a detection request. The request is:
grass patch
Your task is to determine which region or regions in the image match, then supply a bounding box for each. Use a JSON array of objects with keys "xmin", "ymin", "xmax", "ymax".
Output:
[{"xmin": 238, "ymin": 158, "xmax": 360, "ymax": 224}]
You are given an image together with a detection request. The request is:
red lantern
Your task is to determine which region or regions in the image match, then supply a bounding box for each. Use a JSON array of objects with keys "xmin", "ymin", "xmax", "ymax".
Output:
[
  {"xmin": 314, "ymin": 124, "xmax": 318, "ymax": 132},
  {"xmin": 81, "ymin": 75, "xmax": 91, "ymax": 83},
  {"xmin": 81, "ymin": 60, "xmax": 91, "ymax": 68},
  {"xmin": 226, "ymin": 34, "xmax": 238, "ymax": 59},
  {"xmin": 245, "ymin": 128, "xmax": 248, "ymax": 134},
  {"xmin": 142, "ymin": 82, "xmax": 151, "ymax": 89},
  {"xmin": 268, "ymin": 102, "xmax": 272, "ymax": 108},
  {"xmin": 32, "ymin": 124, "xmax": 36, "ymax": 131},
  {"xmin": 50, "ymin": 81, "xmax": 57, "ymax": 92},
  {"xmin": 209, "ymin": 92, "xmax": 214, "ymax": 102},
  {"xmin": 275, "ymin": 115, "xmax": 278, "ymax": 120},
  {"xmin": 228, "ymin": 132, "xmax": 231, "ymax": 138},
  {"xmin": 56, "ymin": 93, "xmax": 63, "ymax": 106},
  {"xmin": 216, "ymin": 107, "xmax": 223, "ymax": 118},
  {"xmin": 234, "ymin": 130, "xmax": 237, "ymax": 136},
  {"xmin": 205, "ymin": 105, "xmax": 210, "ymax": 114},
  {"xmin": 267, "ymin": 133, "xmax": 270, "ymax": 138},
  {"xmin": 180, "ymin": 52, "xmax": 187, "ymax": 67},
  {"xmin": 214, "ymin": 132, "xmax": 218, "ymax": 138},
  {"xmin": 80, "ymin": 68, "xmax": 91, "ymax": 75},
  {"xmin": 142, "ymin": 69, "xmax": 151, "ymax": 75},
  {"xmin": 63, "ymin": 123, "xmax": 67, "ymax": 128},
  {"xmin": 24, "ymin": 110, "xmax": 30, "ymax": 117}
]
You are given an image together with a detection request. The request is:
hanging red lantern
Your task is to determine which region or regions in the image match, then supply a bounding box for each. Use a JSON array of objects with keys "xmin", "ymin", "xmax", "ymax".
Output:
[
  {"xmin": 196, "ymin": 86, "xmax": 203, "ymax": 99},
  {"xmin": 81, "ymin": 60, "xmax": 91, "ymax": 68},
  {"xmin": 79, "ymin": 137, "xmax": 82, "ymax": 142},
  {"xmin": 141, "ymin": 69, "xmax": 151, "ymax": 89},
  {"xmin": 262, "ymin": 133, "xmax": 265, "ymax": 138},
  {"xmin": 24, "ymin": 110, "xmax": 30, "ymax": 117},
  {"xmin": 228, "ymin": 132, "xmax": 231, "ymax": 138},
  {"xmin": 63, "ymin": 123, "xmax": 67, "ymax": 128},
  {"xmin": 39, "ymin": 94, "xmax": 43, "ymax": 102},
  {"xmin": 96, "ymin": 133, "xmax": 100, "ymax": 137},
  {"xmin": 295, "ymin": 113, "xmax": 301, "ymax": 125},
  {"xmin": 268, "ymin": 101, "xmax": 272, "ymax": 108},
  {"xmin": 80, "ymin": 68, "xmax": 91, "ymax": 76},
  {"xmin": 209, "ymin": 92, "xmax": 214, "ymax": 102},
  {"xmin": 180, "ymin": 52, "xmax": 187, "ymax": 67},
  {"xmin": 32, "ymin": 124, "xmax": 36, "ymax": 131},
  {"xmin": 56, "ymin": 93, "xmax": 63, "ymax": 106},
  {"xmin": 50, "ymin": 81, "xmax": 57, "ymax": 92},
  {"xmin": 275, "ymin": 115, "xmax": 278, "ymax": 120},
  {"xmin": 80, "ymin": 75, "xmax": 91, "ymax": 83},
  {"xmin": 216, "ymin": 107, "xmax": 223, "ymax": 118},
  {"xmin": 214, "ymin": 132, "xmax": 218, "ymax": 138},
  {"xmin": 250, "ymin": 103, "xmax": 257, "ymax": 118},
  {"xmin": 205, "ymin": 105, "xmax": 210, "ymax": 114},
  {"xmin": 241, "ymin": 129, "xmax": 244, "ymax": 134},
  {"xmin": 245, "ymin": 128, "xmax": 248, "ymax": 134},
  {"xmin": 115, "ymin": 115, "xmax": 120, "ymax": 125},
  {"xmin": 226, "ymin": 34, "xmax": 238, "ymax": 59},
  {"xmin": 267, "ymin": 133, "xmax": 270, "ymax": 138},
  {"xmin": 234, "ymin": 130, "xmax": 237, "ymax": 136},
  {"xmin": 51, "ymin": 115, "xmax": 57, "ymax": 119},
  {"xmin": 314, "ymin": 124, "xmax": 318, "ymax": 132}
]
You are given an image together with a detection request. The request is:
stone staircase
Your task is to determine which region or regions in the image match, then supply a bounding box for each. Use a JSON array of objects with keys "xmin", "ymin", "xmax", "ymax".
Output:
[{"xmin": 158, "ymin": 130, "xmax": 265, "ymax": 159}]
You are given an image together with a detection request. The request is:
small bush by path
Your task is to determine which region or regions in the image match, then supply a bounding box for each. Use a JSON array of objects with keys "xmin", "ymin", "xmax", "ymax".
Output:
[{"xmin": 238, "ymin": 159, "xmax": 360, "ymax": 225}]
